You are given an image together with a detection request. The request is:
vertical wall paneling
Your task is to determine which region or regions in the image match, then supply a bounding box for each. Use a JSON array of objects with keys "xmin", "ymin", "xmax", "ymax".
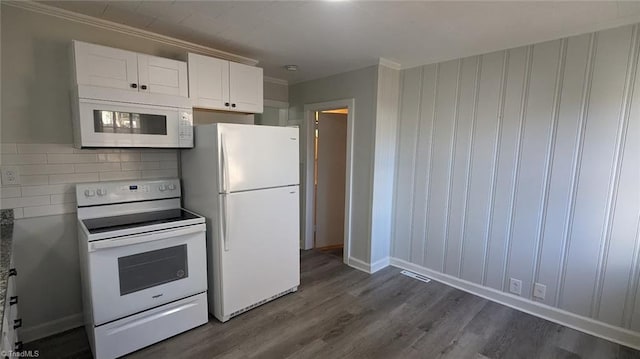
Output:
[
  {"xmin": 392, "ymin": 67, "xmax": 423, "ymax": 260},
  {"xmin": 531, "ymin": 39, "xmax": 568, "ymax": 297},
  {"xmin": 560, "ymin": 26, "xmax": 634, "ymax": 317},
  {"xmin": 502, "ymin": 45, "xmax": 534, "ymax": 291},
  {"xmin": 425, "ymin": 60, "xmax": 459, "ymax": 271},
  {"xmin": 507, "ymin": 40, "xmax": 562, "ymax": 298},
  {"xmin": 631, "ymin": 220, "xmax": 640, "ymax": 330},
  {"xmin": 624, "ymin": 26, "xmax": 640, "ymax": 330},
  {"xmin": 393, "ymin": 24, "xmax": 640, "ymax": 338},
  {"xmin": 442, "ymin": 60, "xmax": 464, "ymax": 274},
  {"xmin": 482, "ymin": 51, "xmax": 510, "ymax": 285},
  {"xmin": 536, "ymin": 34, "xmax": 592, "ymax": 307},
  {"xmin": 411, "ymin": 65, "xmax": 437, "ymax": 266},
  {"xmin": 444, "ymin": 56, "xmax": 480, "ymax": 277},
  {"xmin": 556, "ymin": 33, "xmax": 598, "ymax": 307},
  {"xmin": 484, "ymin": 47, "xmax": 528, "ymax": 290},
  {"xmin": 457, "ymin": 58, "xmax": 483, "ymax": 276},
  {"xmin": 460, "ymin": 51, "xmax": 505, "ymax": 284},
  {"xmin": 596, "ymin": 24, "xmax": 640, "ymax": 326}
]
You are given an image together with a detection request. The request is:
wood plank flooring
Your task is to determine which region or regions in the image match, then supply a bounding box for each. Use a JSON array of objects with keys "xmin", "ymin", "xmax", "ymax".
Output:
[{"xmin": 27, "ymin": 250, "xmax": 640, "ymax": 358}]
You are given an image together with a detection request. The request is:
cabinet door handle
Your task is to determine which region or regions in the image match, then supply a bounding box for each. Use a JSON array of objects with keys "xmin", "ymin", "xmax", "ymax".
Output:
[
  {"xmin": 231, "ymin": 103, "xmax": 236, "ymax": 108},
  {"xmin": 141, "ymin": 85, "xmax": 148, "ymax": 90},
  {"xmin": 224, "ymin": 102, "xmax": 230, "ymax": 107},
  {"xmin": 13, "ymin": 319, "xmax": 22, "ymax": 329},
  {"xmin": 14, "ymin": 342, "xmax": 23, "ymax": 351},
  {"xmin": 130, "ymin": 83, "xmax": 138, "ymax": 89},
  {"xmin": 8, "ymin": 268, "xmax": 17, "ymax": 277},
  {"xmin": 9, "ymin": 296, "xmax": 17, "ymax": 305}
]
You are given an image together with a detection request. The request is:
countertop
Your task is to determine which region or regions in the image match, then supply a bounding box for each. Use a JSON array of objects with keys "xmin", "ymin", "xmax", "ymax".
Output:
[{"xmin": 0, "ymin": 209, "xmax": 14, "ymax": 329}]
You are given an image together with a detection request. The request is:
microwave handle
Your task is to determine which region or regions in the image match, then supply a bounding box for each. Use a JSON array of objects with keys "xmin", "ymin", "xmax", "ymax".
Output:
[{"xmin": 88, "ymin": 224, "xmax": 204, "ymax": 251}]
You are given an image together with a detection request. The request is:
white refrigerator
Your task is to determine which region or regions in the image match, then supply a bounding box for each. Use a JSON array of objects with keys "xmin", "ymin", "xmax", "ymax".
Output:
[{"xmin": 181, "ymin": 123, "xmax": 300, "ymax": 322}]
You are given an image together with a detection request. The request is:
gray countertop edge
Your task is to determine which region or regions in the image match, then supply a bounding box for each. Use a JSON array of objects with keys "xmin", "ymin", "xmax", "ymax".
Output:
[{"xmin": 0, "ymin": 209, "xmax": 15, "ymax": 332}]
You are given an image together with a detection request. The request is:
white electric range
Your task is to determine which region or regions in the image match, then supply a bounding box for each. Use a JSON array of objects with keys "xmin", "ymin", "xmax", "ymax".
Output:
[{"xmin": 76, "ymin": 179, "xmax": 208, "ymax": 359}]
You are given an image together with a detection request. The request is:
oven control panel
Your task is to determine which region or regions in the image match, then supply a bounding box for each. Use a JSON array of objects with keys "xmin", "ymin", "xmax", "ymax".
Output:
[{"xmin": 76, "ymin": 179, "xmax": 182, "ymax": 206}]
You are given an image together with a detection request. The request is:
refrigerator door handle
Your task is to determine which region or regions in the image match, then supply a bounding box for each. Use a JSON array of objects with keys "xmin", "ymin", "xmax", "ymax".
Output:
[
  {"xmin": 220, "ymin": 134, "xmax": 231, "ymax": 194},
  {"xmin": 221, "ymin": 194, "xmax": 230, "ymax": 251}
]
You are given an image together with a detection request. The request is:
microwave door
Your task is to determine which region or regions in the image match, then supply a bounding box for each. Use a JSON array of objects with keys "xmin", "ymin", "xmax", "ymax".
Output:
[{"xmin": 75, "ymin": 99, "xmax": 190, "ymax": 148}]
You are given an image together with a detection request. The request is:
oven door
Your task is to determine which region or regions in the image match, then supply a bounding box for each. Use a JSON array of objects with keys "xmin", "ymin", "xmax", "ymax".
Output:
[
  {"xmin": 76, "ymin": 99, "xmax": 192, "ymax": 148},
  {"xmin": 87, "ymin": 223, "xmax": 207, "ymax": 325}
]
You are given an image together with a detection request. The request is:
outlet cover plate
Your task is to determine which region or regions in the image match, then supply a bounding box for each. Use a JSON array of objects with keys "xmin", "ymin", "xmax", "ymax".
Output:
[
  {"xmin": 0, "ymin": 167, "xmax": 20, "ymax": 186},
  {"xmin": 509, "ymin": 278, "xmax": 522, "ymax": 295},
  {"xmin": 533, "ymin": 283, "xmax": 546, "ymax": 300}
]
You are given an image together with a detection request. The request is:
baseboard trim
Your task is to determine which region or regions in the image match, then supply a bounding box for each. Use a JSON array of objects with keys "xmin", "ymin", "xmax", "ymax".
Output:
[
  {"xmin": 21, "ymin": 313, "xmax": 84, "ymax": 343},
  {"xmin": 389, "ymin": 257, "xmax": 640, "ymax": 350},
  {"xmin": 348, "ymin": 257, "xmax": 371, "ymax": 273},
  {"xmin": 348, "ymin": 256, "xmax": 390, "ymax": 274},
  {"xmin": 370, "ymin": 257, "xmax": 390, "ymax": 273}
]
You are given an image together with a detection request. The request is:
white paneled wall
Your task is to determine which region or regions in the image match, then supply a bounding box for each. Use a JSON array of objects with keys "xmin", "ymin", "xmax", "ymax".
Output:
[
  {"xmin": 393, "ymin": 23, "xmax": 640, "ymax": 336},
  {"xmin": 0, "ymin": 143, "xmax": 178, "ymax": 218}
]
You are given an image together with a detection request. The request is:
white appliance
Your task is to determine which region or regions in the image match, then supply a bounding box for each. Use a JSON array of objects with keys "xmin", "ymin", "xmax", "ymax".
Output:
[
  {"xmin": 181, "ymin": 123, "xmax": 300, "ymax": 322},
  {"xmin": 76, "ymin": 179, "xmax": 208, "ymax": 359},
  {"xmin": 70, "ymin": 40, "xmax": 194, "ymax": 149},
  {"xmin": 71, "ymin": 97, "xmax": 193, "ymax": 148}
]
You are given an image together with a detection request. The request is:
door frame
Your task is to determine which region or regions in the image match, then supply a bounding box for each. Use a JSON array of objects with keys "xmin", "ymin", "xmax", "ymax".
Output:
[{"xmin": 302, "ymin": 99, "xmax": 355, "ymax": 265}]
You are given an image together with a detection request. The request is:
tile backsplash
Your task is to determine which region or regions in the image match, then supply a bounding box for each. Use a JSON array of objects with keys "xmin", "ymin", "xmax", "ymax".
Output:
[{"xmin": 0, "ymin": 143, "xmax": 179, "ymax": 219}]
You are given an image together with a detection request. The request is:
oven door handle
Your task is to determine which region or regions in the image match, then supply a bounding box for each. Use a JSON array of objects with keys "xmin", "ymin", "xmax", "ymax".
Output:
[{"xmin": 88, "ymin": 224, "xmax": 205, "ymax": 252}]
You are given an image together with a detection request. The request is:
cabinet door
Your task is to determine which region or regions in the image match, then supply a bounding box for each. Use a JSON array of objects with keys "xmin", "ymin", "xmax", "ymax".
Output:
[
  {"xmin": 229, "ymin": 62, "xmax": 263, "ymax": 113},
  {"xmin": 138, "ymin": 54, "xmax": 188, "ymax": 97},
  {"xmin": 74, "ymin": 41, "xmax": 139, "ymax": 91},
  {"xmin": 188, "ymin": 53, "xmax": 229, "ymax": 110}
]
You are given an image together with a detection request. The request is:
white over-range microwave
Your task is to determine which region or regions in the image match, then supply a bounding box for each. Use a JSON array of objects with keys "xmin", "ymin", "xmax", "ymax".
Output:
[{"xmin": 71, "ymin": 98, "xmax": 194, "ymax": 148}]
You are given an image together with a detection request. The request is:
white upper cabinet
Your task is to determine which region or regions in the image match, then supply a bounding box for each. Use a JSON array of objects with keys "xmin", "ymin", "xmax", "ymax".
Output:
[
  {"xmin": 188, "ymin": 54, "xmax": 229, "ymax": 109},
  {"xmin": 137, "ymin": 54, "xmax": 188, "ymax": 97},
  {"xmin": 73, "ymin": 41, "xmax": 139, "ymax": 92},
  {"xmin": 188, "ymin": 53, "xmax": 263, "ymax": 113},
  {"xmin": 229, "ymin": 61, "xmax": 263, "ymax": 113},
  {"xmin": 72, "ymin": 41, "xmax": 188, "ymax": 98}
]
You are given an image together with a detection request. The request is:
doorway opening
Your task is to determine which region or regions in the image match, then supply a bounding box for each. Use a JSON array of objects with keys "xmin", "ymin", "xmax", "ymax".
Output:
[
  {"xmin": 302, "ymin": 99, "xmax": 354, "ymax": 266},
  {"xmin": 313, "ymin": 108, "xmax": 348, "ymax": 259}
]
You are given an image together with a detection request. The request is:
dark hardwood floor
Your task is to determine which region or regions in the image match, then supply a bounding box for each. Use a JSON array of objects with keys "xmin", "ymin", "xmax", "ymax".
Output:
[{"xmin": 28, "ymin": 250, "xmax": 640, "ymax": 358}]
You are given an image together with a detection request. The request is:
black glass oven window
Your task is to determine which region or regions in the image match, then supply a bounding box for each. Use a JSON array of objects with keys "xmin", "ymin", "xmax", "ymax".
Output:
[
  {"xmin": 118, "ymin": 244, "xmax": 188, "ymax": 295},
  {"xmin": 93, "ymin": 110, "xmax": 167, "ymax": 135},
  {"xmin": 83, "ymin": 209, "xmax": 199, "ymax": 234}
]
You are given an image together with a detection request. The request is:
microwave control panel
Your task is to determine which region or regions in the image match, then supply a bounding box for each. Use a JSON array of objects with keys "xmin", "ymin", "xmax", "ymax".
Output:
[{"xmin": 179, "ymin": 110, "xmax": 194, "ymax": 148}]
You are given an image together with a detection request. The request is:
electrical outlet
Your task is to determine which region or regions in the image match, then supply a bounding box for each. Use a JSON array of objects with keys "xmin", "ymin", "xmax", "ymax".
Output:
[
  {"xmin": 1, "ymin": 167, "xmax": 20, "ymax": 185},
  {"xmin": 509, "ymin": 278, "xmax": 522, "ymax": 295},
  {"xmin": 533, "ymin": 283, "xmax": 546, "ymax": 300}
]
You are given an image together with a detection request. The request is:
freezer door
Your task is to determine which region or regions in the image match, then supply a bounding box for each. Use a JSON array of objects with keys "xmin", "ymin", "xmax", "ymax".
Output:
[
  {"xmin": 218, "ymin": 124, "xmax": 299, "ymax": 193},
  {"xmin": 218, "ymin": 186, "xmax": 300, "ymax": 319}
]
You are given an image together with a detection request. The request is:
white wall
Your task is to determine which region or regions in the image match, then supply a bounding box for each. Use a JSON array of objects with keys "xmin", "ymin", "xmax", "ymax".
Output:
[
  {"xmin": 1, "ymin": 4, "xmax": 240, "ymax": 341},
  {"xmin": 392, "ymin": 23, "xmax": 640, "ymax": 341},
  {"xmin": 290, "ymin": 65, "xmax": 400, "ymax": 268},
  {"xmin": 289, "ymin": 66, "xmax": 378, "ymax": 264},
  {"xmin": 370, "ymin": 65, "xmax": 400, "ymax": 266}
]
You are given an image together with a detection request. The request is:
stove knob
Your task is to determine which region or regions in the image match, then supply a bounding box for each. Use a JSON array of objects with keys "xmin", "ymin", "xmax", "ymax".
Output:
[
  {"xmin": 159, "ymin": 184, "xmax": 167, "ymax": 192},
  {"xmin": 168, "ymin": 184, "xmax": 176, "ymax": 191},
  {"xmin": 84, "ymin": 189, "xmax": 96, "ymax": 197}
]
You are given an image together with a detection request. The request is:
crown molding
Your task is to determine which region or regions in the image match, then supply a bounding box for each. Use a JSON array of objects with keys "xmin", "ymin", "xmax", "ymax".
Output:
[
  {"xmin": 378, "ymin": 57, "xmax": 402, "ymax": 70},
  {"xmin": 2, "ymin": 0, "xmax": 259, "ymax": 66},
  {"xmin": 263, "ymin": 76, "xmax": 289, "ymax": 86}
]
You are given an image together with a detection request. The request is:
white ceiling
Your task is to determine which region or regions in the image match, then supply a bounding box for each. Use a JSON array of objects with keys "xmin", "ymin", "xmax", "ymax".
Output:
[{"xmin": 42, "ymin": 1, "xmax": 640, "ymax": 84}]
